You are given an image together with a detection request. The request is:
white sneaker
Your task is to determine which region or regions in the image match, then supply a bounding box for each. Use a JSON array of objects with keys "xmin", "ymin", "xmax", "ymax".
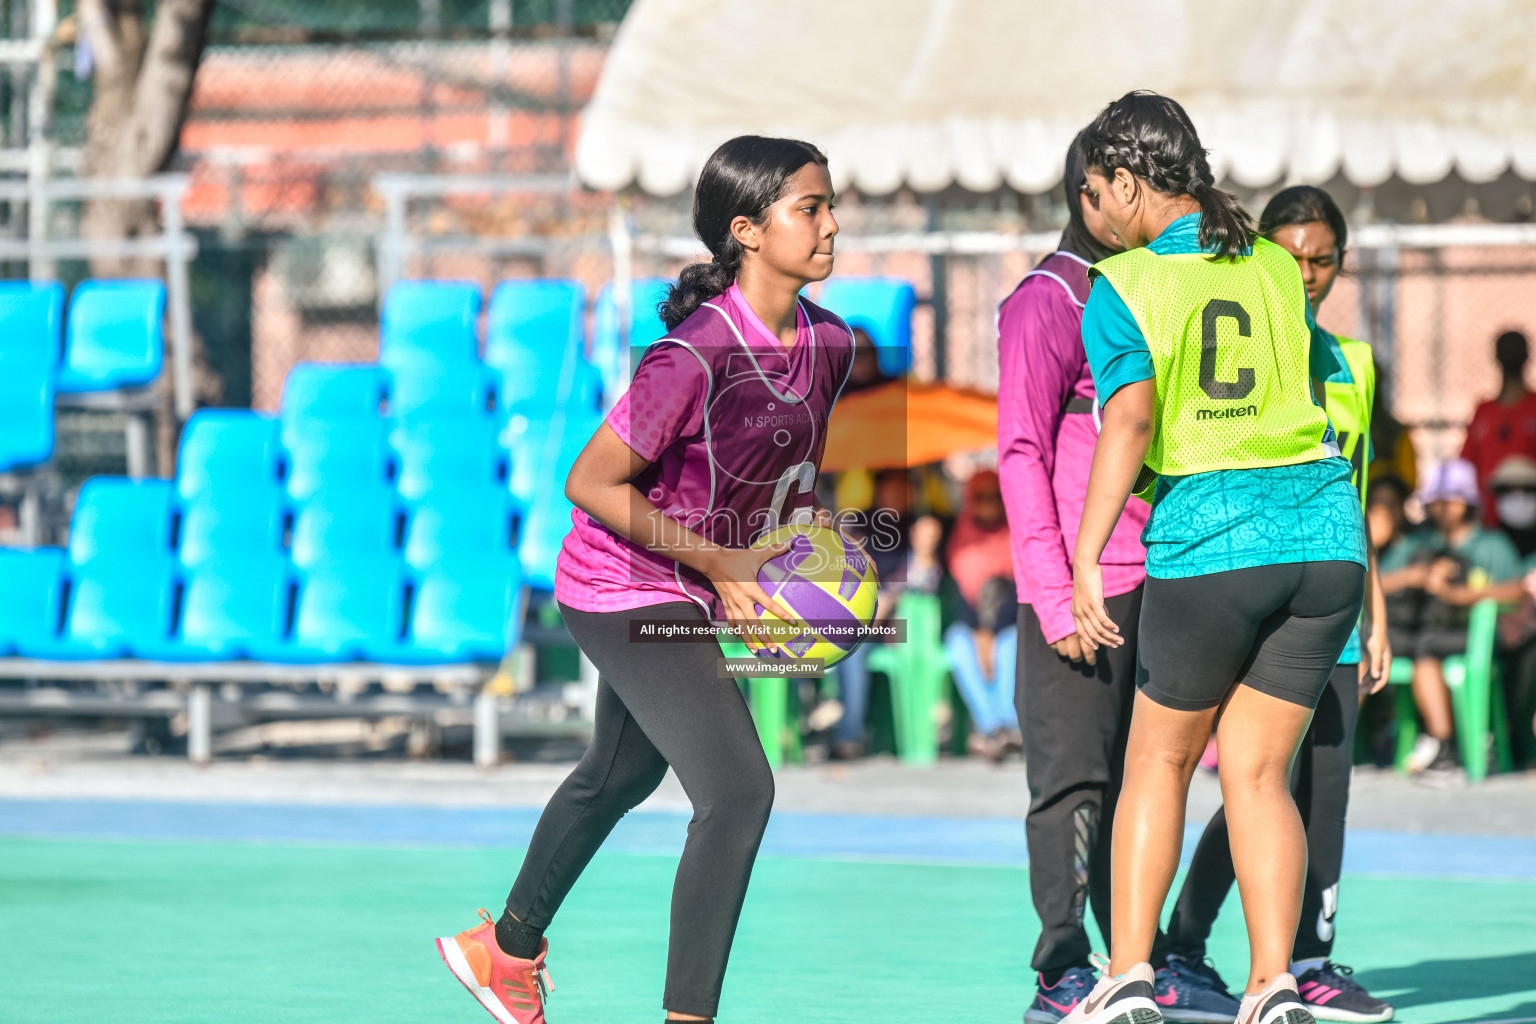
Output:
[
  {"xmin": 1406, "ymin": 734, "xmax": 1441, "ymax": 774},
  {"xmin": 1060, "ymin": 958, "xmax": 1161, "ymax": 1024},
  {"xmin": 1238, "ymin": 973, "xmax": 1315, "ymax": 1024}
]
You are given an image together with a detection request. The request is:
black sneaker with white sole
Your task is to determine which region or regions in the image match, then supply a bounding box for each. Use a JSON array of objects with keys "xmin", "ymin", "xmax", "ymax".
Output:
[{"xmin": 1295, "ymin": 962, "xmax": 1394, "ymax": 1023}]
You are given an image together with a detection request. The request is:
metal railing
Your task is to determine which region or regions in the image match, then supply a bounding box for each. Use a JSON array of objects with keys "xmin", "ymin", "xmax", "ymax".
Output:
[{"xmin": 373, "ymin": 172, "xmax": 577, "ymax": 295}]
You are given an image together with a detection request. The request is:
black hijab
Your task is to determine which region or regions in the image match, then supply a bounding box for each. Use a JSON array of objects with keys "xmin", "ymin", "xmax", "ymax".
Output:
[{"xmin": 1055, "ymin": 129, "xmax": 1118, "ymax": 265}]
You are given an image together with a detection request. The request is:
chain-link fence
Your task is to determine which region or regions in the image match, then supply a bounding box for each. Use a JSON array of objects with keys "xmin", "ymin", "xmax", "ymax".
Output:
[{"xmin": 5, "ymin": 0, "xmax": 1535, "ymax": 489}]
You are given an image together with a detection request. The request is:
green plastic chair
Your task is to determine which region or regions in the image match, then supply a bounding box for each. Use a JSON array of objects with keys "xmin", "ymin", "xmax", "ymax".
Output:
[
  {"xmin": 718, "ymin": 632, "xmax": 801, "ymax": 769},
  {"xmin": 1386, "ymin": 598, "xmax": 1512, "ymax": 781},
  {"xmin": 865, "ymin": 591, "xmax": 948, "ymax": 766},
  {"xmin": 1386, "ymin": 655, "xmax": 1419, "ymax": 772},
  {"xmin": 1445, "ymin": 599, "xmax": 1513, "ymax": 782}
]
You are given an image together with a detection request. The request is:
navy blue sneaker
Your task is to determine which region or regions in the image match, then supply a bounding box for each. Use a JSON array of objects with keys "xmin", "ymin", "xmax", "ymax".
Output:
[
  {"xmin": 1024, "ymin": 965, "xmax": 1099, "ymax": 1024},
  {"xmin": 1295, "ymin": 962, "xmax": 1393, "ymax": 1023},
  {"xmin": 1157, "ymin": 954, "xmax": 1242, "ymax": 1023}
]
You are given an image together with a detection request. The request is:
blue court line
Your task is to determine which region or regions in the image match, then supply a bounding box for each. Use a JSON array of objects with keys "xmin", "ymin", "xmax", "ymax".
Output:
[{"xmin": 0, "ymin": 798, "xmax": 1532, "ymax": 880}]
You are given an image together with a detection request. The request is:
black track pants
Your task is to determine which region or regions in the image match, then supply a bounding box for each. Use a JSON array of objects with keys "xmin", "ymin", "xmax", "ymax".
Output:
[
  {"xmin": 505, "ymin": 602, "xmax": 774, "ymax": 1018},
  {"xmin": 1166, "ymin": 661, "xmax": 1360, "ymax": 961},
  {"xmin": 1017, "ymin": 585, "xmax": 1144, "ymax": 976}
]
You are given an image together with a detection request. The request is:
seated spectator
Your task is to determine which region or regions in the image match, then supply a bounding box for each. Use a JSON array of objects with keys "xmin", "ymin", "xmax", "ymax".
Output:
[
  {"xmin": 1368, "ymin": 362, "xmax": 1418, "ymax": 490},
  {"xmin": 845, "ymin": 327, "xmax": 892, "ymax": 394},
  {"xmin": 1489, "ymin": 454, "xmax": 1536, "ymax": 558},
  {"xmin": 943, "ymin": 469, "xmax": 1022, "ymax": 762},
  {"xmin": 1461, "ymin": 329, "xmax": 1536, "ymax": 526},
  {"xmin": 1367, "ymin": 474, "xmax": 1412, "ymax": 562},
  {"xmin": 1379, "ymin": 459, "xmax": 1524, "ymax": 782},
  {"xmin": 1474, "ymin": 455, "xmax": 1536, "ymax": 770}
]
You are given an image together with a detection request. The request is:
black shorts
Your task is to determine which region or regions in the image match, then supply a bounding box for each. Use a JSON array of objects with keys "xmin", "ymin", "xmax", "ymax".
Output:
[
  {"xmin": 1386, "ymin": 625, "xmax": 1468, "ymax": 661},
  {"xmin": 1137, "ymin": 561, "xmax": 1365, "ymax": 711}
]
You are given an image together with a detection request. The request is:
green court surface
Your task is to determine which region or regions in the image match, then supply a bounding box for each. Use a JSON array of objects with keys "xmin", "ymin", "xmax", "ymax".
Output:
[{"xmin": 1, "ymin": 835, "xmax": 1532, "ymax": 1023}]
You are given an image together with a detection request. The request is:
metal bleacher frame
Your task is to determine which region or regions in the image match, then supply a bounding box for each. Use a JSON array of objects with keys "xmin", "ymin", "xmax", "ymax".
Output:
[{"xmin": 0, "ymin": 649, "xmax": 591, "ymax": 766}]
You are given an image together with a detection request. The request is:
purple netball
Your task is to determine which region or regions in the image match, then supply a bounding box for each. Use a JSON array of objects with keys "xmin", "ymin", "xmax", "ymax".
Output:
[{"xmin": 750, "ymin": 525, "xmax": 878, "ymax": 666}]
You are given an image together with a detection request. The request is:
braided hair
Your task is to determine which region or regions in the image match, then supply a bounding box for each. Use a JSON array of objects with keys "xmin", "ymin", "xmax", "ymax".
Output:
[
  {"xmin": 1077, "ymin": 91, "xmax": 1255, "ymax": 262},
  {"xmin": 659, "ymin": 135, "xmax": 829, "ymax": 330}
]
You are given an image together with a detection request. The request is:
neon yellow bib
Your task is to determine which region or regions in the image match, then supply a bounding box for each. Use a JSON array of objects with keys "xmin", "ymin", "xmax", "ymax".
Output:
[
  {"xmin": 1323, "ymin": 335, "xmax": 1375, "ymax": 508},
  {"xmin": 1094, "ymin": 237, "xmax": 1336, "ymax": 479}
]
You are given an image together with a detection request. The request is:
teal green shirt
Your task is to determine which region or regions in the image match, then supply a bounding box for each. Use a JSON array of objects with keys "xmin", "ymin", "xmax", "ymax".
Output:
[
  {"xmin": 1381, "ymin": 525, "xmax": 1523, "ymax": 583},
  {"xmin": 1319, "ymin": 328, "xmax": 1365, "ymax": 664},
  {"xmin": 1082, "ymin": 213, "xmax": 1367, "ymax": 583}
]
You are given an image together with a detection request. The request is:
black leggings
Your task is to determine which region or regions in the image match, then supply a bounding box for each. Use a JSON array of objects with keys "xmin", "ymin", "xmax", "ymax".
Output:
[
  {"xmin": 505, "ymin": 601, "xmax": 774, "ymax": 1018},
  {"xmin": 1017, "ymin": 587, "xmax": 1143, "ymax": 976},
  {"xmin": 1166, "ymin": 661, "xmax": 1360, "ymax": 962}
]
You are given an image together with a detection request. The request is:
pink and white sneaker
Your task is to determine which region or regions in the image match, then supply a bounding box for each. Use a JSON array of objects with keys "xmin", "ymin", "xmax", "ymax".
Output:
[
  {"xmin": 1237, "ymin": 973, "xmax": 1316, "ymax": 1024},
  {"xmin": 436, "ymin": 908, "xmax": 554, "ymax": 1024},
  {"xmin": 1060, "ymin": 957, "xmax": 1161, "ymax": 1024}
]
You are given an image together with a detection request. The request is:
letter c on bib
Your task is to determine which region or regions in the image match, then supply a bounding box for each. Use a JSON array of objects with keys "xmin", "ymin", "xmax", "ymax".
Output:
[{"xmin": 1200, "ymin": 299, "xmax": 1256, "ymax": 401}]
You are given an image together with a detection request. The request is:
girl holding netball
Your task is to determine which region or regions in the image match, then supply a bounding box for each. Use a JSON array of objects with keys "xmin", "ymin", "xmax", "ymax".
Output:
[
  {"xmin": 1063, "ymin": 93, "xmax": 1366, "ymax": 1024},
  {"xmin": 436, "ymin": 135, "xmax": 855, "ymax": 1024}
]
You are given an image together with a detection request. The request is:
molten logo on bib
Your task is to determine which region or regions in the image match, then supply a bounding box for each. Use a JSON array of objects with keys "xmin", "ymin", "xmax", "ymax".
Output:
[{"xmin": 1194, "ymin": 404, "xmax": 1258, "ymax": 421}]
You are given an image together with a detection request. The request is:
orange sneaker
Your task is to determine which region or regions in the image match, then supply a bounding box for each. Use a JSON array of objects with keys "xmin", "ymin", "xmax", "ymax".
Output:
[{"xmin": 435, "ymin": 908, "xmax": 554, "ymax": 1024}]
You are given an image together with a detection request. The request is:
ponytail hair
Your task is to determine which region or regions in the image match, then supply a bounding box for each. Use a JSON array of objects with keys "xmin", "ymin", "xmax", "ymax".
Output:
[
  {"xmin": 1259, "ymin": 184, "xmax": 1348, "ymax": 255},
  {"xmin": 659, "ymin": 135, "xmax": 829, "ymax": 330},
  {"xmin": 1077, "ymin": 90, "xmax": 1255, "ymax": 262}
]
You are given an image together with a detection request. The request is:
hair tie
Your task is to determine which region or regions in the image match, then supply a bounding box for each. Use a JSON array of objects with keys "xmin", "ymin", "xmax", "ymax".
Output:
[{"xmin": 1187, "ymin": 176, "xmax": 1209, "ymax": 195}]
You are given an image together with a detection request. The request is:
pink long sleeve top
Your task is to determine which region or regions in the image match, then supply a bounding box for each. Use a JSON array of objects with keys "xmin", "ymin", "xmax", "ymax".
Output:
[{"xmin": 996, "ymin": 251, "xmax": 1150, "ymax": 645}]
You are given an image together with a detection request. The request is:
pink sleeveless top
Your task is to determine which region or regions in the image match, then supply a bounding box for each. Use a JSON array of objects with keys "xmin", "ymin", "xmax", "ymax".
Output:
[{"xmin": 554, "ymin": 283, "xmax": 856, "ymax": 619}]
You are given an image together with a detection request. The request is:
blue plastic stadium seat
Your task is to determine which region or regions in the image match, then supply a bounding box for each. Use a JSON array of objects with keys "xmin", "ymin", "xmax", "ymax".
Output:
[
  {"xmin": 591, "ymin": 278, "xmax": 672, "ymax": 395},
  {"xmin": 386, "ymin": 556, "xmax": 523, "ymax": 663},
  {"xmin": 517, "ymin": 496, "xmax": 573, "ymax": 592},
  {"xmin": 494, "ymin": 357, "xmax": 601, "ymax": 417},
  {"xmin": 142, "ymin": 555, "xmax": 290, "ymax": 661},
  {"xmin": 403, "ymin": 488, "xmax": 515, "ymax": 572},
  {"xmin": 0, "ymin": 548, "xmax": 66, "ymax": 656},
  {"xmin": 0, "ymin": 358, "xmax": 54, "ymax": 472},
  {"xmin": 255, "ymin": 555, "xmax": 405, "ymax": 663},
  {"xmin": 56, "ymin": 279, "xmax": 166, "ymax": 392},
  {"xmin": 512, "ymin": 406, "xmax": 598, "ymax": 589},
  {"xmin": 380, "ymin": 279, "xmax": 481, "ymax": 369},
  {"xmin": 387, "ymin": 360, "xmax": 496, "ymax": 420},
  {"xmin": 283, "ymin": 418, "xmax": 393, "ymax": 502},
  {"xmin": 485, "ymin": 278, "xmax": 584, "ymax": 368},
  {"xmin": 37, "ymin": 561, "xmax": 177, "ymax": 659},
  {"xmin": 391, "ymin": 415, "xmax": 506, "ymax": 503},
  {"xmin": 176, "ymin": 410, "xmax": 283, "ymax": 502},
  {"xmin": 279, "ymin": 363, "xmax": 387, "ymax": 437},
  {"xmin": 289, "ymin": 484, "xmax": 399, "ymax": 572},
  {"xmin": 505, "ymin": 405, "xmax": 600, "ymax": 520},
  {"xmin": 485, "ymin": 278, "xmax": 598, "ymax": 412},
  {"xmin": 816, "ymin": 277, "xmax": 916, "ymax": 375},
  {"xmin": 0, "ymin": 280, "xmax": 65, "ymax": 469},
  {"xmin": 178, "ymin": 485, "xmax": 286, "ymax": 569},
  {"xmin": 67, "ymin": 477, "xmax": 175, "ymax": 568},
  {"xmin": 0, "ymin": 280, "xmax": 65, "ymax": 365},
  {"xmin": 503, "ymin": 414, "xmax": 550, "ymax": 515}
]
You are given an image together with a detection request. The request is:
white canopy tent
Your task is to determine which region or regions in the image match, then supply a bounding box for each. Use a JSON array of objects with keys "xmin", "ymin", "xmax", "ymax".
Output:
[{"xmin": 576, "ymin": 0, "xmax": 1536, "ymax": 198}]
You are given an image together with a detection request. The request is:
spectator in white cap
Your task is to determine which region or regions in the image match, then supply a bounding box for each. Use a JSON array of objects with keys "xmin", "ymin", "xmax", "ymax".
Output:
[
  {"xmin": 1378, "ymin": 458, "xmax": 1524, "ymax": 781},
  {"xmin": 1488, "ymin": 454, "xmax": 1536, "ymax": 558}
]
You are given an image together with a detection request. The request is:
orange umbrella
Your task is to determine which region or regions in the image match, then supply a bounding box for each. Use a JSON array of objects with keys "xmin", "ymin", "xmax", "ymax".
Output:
[{"xmin": 822, "ymin": 378, "xmax": 999, "ymax": 471}]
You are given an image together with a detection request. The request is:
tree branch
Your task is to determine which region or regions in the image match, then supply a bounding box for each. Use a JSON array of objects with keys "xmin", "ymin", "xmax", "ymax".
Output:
[
  {"xmin": 76, "ymin": 0, "xmax": 125, "ymax": 80},
  {"xmin": 119, "ymin": 0, "xmax": 214, "ymax": 175}
]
